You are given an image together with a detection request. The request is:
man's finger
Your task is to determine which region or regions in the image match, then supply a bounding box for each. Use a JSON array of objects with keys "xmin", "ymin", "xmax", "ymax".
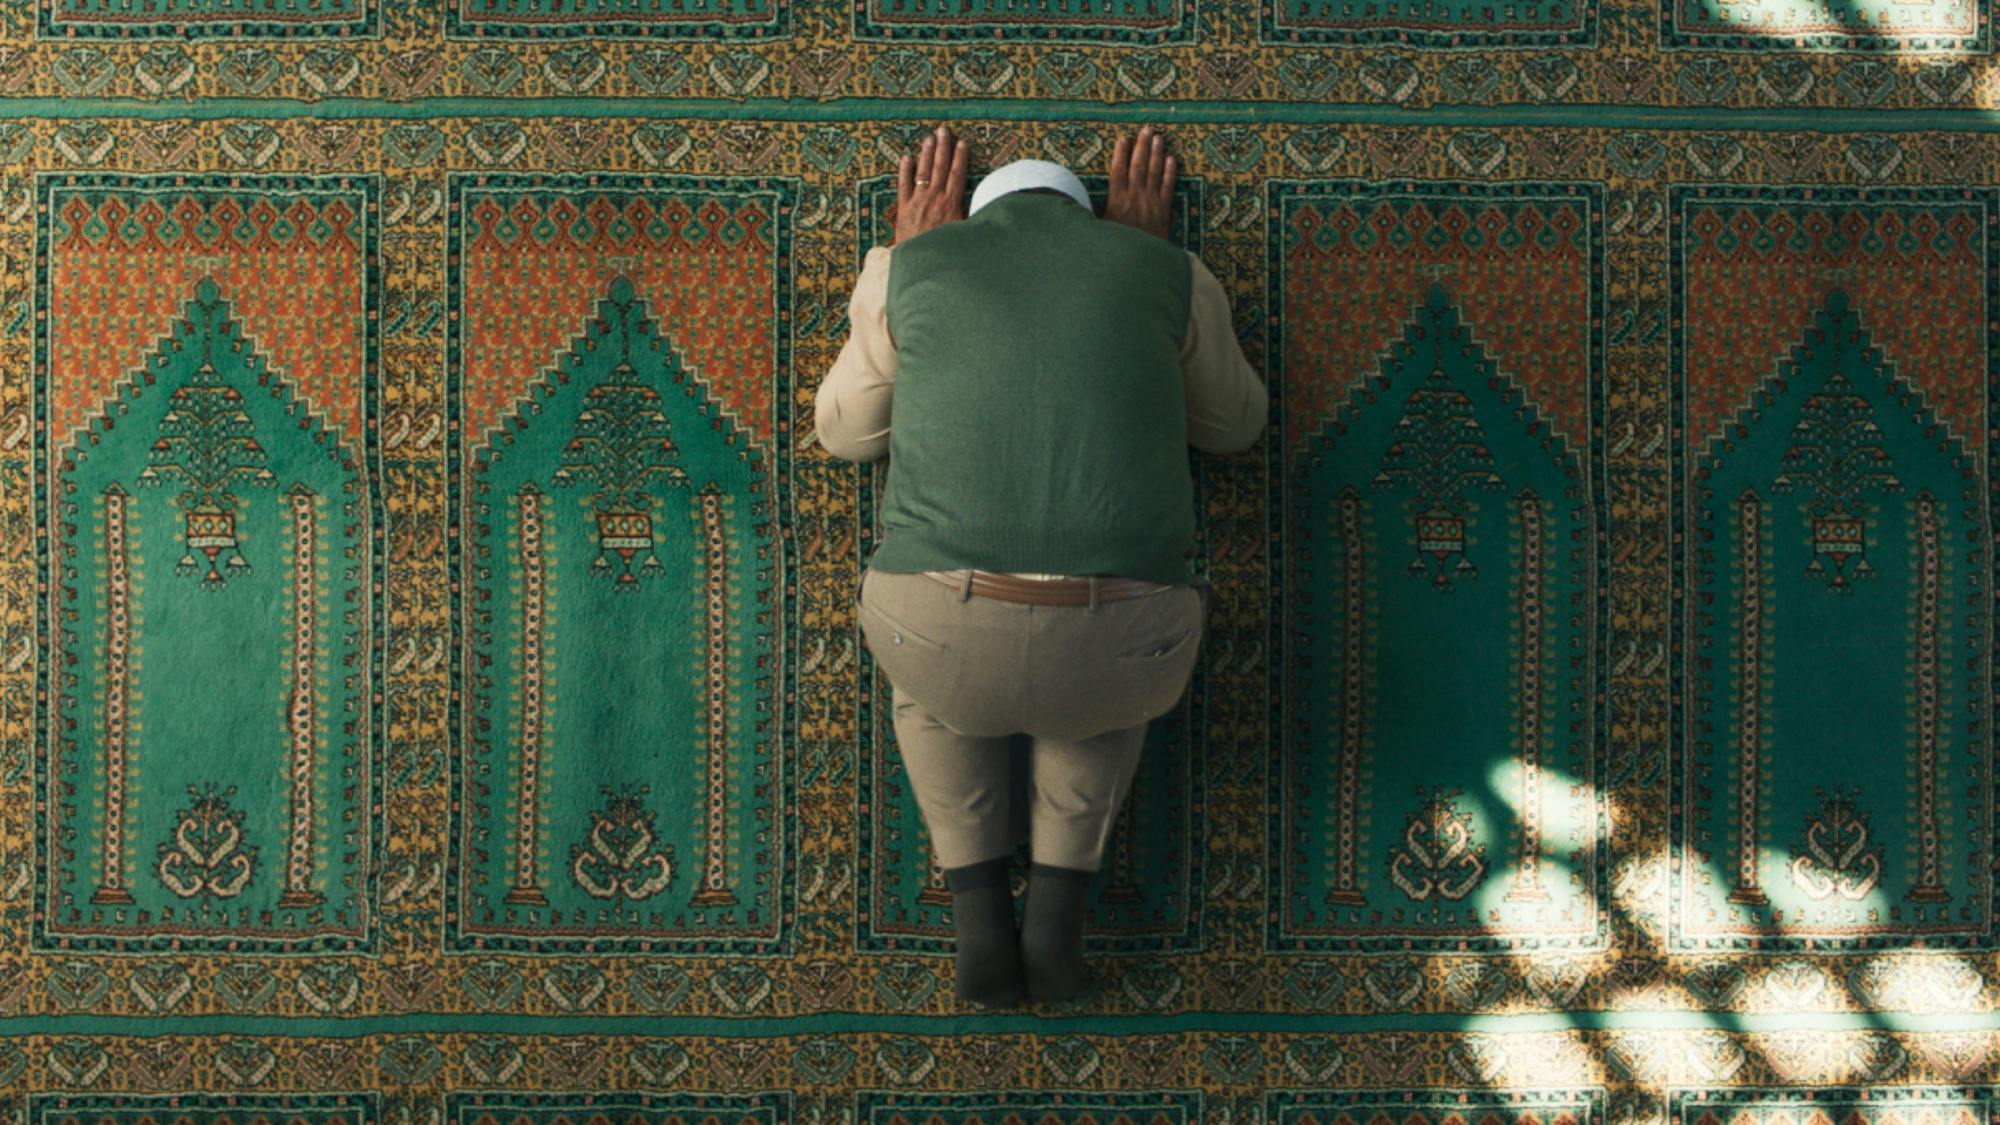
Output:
[
  {"xmin": 915, "ymin": 131, "xmax": 936, "ymax": 189},
  {"xmin": 1147, "ymin": 132, "xmax": 1167, "ymax": 186},
  {"xmin": 1108, "ymin": 135, "xmax": 1131, "ymax": 193},
  {"xmin": 947, "ymin": 136, "xmax": 970, "ymax": 203},
  {"xmin": 1162, "ymin": 153, "xmax": 1178, "ymax": 200},
  {"xmin": 924, "ymin": 123, "xmax": 948, "ymax": 185},
  {"xmin": 897, "ymin": 153, "xmax": 914, "ymax": 202}
]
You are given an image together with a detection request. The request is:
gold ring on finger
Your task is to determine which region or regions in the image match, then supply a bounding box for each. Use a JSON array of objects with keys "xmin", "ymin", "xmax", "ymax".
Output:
[{"xmin": 915, "ymin": 179, "xmax": 930, "ymax": 186}]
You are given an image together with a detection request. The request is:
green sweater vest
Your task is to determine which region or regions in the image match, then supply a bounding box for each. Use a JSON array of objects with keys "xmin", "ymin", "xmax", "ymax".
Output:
[{"xmin": 869, "ymin": 189, "xmax": 1198, "ymax": 586}]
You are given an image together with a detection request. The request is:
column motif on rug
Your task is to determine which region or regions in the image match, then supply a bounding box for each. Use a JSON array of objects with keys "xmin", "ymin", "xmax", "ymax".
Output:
[
  {"xmin": 1261, "ymin": 0, "xmax": 1597, "ymax": 46},
  {"xmin": 443, "ymin": 0, "xmax": 787, "ymax": 38},
  {"xmin": 849, "ymin": 176, "xmax": 1208, "ymax": 953},
  {"xmin": 1268, "ymin": 180, "xmax": 1607, "ymax": 953},
  {"xmin": 1670, "ymin": 1088, "xmax": 1999, "ymax": 1125},
  {"xmin": 1669, "ymin": 186, "xmax": 1998, "ymax": 951},
  {"xmin": 852, "ymin": 1092, "xmax": 1208, "ymax": 1124},
  {"xmin": 1268, "ymin": 1088, "xmax": 1603, "ymax": 1125},
  {"xmin": 34, "ymin": 175, "xmax": 381, "ymax": 952},
  {"xmin": 40, "ymin": 0, "xmax": 375, "ymax": 37},
  {"xmin": 1655, "ymin": 0, "xmax": 1986, "ymax": 52},
  {"xmin": 27, "ymin": 1094, "xmax": 384, "ymax": 1123},
  {"xmin": 852, "ymin": 0, "xmax": 1193, "ymax": 42},
  {"xmin": 444, "ymin": 1092, "xmax": 795, "ymax": 1123},
  {"xmin": 447, "ymin": 175, "xmax": 793, "ymax": 953}
]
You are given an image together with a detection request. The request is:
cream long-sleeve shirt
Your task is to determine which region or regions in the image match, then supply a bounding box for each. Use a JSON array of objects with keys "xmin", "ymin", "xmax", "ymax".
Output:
[{"xmin": 814, "ymin": 241, "xmax": 1269, "ymax": 579}]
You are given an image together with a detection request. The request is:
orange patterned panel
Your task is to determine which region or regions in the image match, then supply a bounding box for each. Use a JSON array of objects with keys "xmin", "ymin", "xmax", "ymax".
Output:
[
  {"xmin": 1681, "ymin": 203, "xmax": 1987, "ymax": 451},
  {"xmin": 45, "ymin": 190, "xmax": 369, "ymax": 457},
  {"xmin": 458, "ymin": 191, "xmax": 781, "ymax": 452},
  {"xmin": 1280, "ymin": 195, "xmax": 1593, "ymax": 453}
]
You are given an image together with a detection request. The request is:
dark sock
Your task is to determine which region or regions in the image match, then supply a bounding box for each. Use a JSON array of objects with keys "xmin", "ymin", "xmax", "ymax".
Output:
[
  {"xmin": 942, "ymin": 856, "xmax": 1023, "ymax": 1007},
  {"xmin": 1020, "ymin": 862, "xmax": 1097, "ymax": 1002}
]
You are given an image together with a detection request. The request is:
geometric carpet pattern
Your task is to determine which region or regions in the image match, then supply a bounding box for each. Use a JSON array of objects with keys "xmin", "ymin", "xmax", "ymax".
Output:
[{"xmin": 1, "ymin": 0, "xmax": 1998, "ymax": 1117}]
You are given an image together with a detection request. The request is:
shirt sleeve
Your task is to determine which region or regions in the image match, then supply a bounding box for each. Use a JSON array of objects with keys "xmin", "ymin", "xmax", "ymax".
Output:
[
  {"xmin": 1179, "ymin": 250, "xmax": 1269, "ymax": 455},
  {"xmin": 813, "ymin": 244, "xmax": 897, "ymax": 463}
]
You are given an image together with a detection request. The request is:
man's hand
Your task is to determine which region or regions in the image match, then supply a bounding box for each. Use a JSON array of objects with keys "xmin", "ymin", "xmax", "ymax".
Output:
[
  {"xmin": 893, "ymin": 124, "xmax": 970, "ymax": 245},
  {"xmin": 1103, "ymin": 124, "xmax": 1176, "ymax": 242}
]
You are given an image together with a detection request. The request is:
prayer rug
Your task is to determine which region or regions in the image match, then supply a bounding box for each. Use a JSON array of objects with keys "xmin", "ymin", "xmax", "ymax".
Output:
[{"xmin": 1, "ymin": 1, "xmax": 1997, "ymax": 1118}]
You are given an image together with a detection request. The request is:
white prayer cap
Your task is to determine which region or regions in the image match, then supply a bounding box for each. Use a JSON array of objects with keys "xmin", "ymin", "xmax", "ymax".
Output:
[{"xmin": 968, "ymin": 158, "xmax": 1091, "ymax": 217}]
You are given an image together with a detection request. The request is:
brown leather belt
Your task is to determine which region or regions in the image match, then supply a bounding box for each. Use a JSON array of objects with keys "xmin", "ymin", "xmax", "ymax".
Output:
[{"xmin": 923, "ymin": 569, "xmax": 1174, "ymax": 606}]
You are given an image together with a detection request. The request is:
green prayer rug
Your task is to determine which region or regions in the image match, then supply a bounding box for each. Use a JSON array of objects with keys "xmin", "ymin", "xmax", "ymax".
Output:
[{"xmin": 1, "ymin": 0, "xmax": 1997, "ymax": 1118}]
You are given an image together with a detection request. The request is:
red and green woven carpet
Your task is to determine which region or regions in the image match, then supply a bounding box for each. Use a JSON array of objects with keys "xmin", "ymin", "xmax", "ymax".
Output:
[{"xmin": 1, "ymin": 0, "xmax": 1997, "ymax": 1118}]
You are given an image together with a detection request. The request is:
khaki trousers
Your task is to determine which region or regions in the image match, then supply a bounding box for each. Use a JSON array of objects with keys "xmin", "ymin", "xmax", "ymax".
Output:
[{"xmin": 858, "ymin": 566, "xmax": 1207, "ymax": 872}]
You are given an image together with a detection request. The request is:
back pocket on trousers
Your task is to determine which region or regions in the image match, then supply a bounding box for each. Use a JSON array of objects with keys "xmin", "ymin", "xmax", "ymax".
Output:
[
  {"xmin": 858, "ymin": 594, "xmax": 949, "ymax": 654},
  {"xmin": 1114, "ymin": 625, "xmax": 1196, "ymax": 661}
]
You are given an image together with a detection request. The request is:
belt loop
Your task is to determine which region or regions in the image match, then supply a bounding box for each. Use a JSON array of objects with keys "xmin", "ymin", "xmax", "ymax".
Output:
[
  {"xmin": 1088, "ymin": 575, "xmax": 1100, "ymax": 613},
  {"xmin": 957, "ymin": 568, "xmax": 975, "ymax": 603}
]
